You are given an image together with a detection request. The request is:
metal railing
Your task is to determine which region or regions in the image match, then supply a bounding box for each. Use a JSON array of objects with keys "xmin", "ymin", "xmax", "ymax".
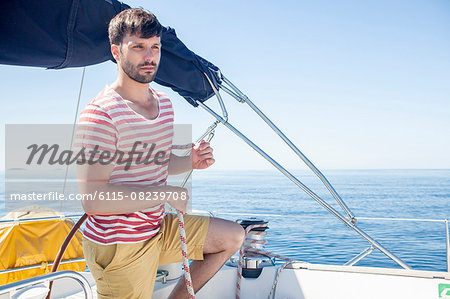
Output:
[
  {"xmin": 194, "ymin": 210, "xmax": 449, "ymax": 272},
  {"xmin": 197, "ymin": 74, "xmax": 413, "ymax": 269},
  {"xmin": 0, "ymin": 214, "xmax": 84, "ymax": 224},
  {"xmin": 0, "ymin": 271, "xmax": 93, "ymax": 299}
]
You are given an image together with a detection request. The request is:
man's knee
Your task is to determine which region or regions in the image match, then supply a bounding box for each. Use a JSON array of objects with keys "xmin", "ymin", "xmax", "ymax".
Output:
[
  {"xmin": 223, "ymin": 220, "xmax": 245, "ymax": 252},
  {"xmin": 204, "ymin": 218, "xmax": 245, "ymax": 253}
]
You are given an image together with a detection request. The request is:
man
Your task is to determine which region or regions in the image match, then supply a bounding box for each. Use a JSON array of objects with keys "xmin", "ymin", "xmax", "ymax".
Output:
[{"xmin": 76, "ymin": 8, "xmax": 244, "ymax": 298}]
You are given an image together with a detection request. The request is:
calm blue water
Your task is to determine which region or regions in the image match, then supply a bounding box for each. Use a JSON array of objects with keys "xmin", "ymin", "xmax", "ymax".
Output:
[{"xmin": 1, "ymin": 169, "xmax": 449, "ymax": 272}]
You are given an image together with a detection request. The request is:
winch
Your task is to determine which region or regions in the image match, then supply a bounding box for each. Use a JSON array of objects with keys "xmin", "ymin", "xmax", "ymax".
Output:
[{"xmin": 228, "ymin": 218, "xmax": 274, "ymax": 278}]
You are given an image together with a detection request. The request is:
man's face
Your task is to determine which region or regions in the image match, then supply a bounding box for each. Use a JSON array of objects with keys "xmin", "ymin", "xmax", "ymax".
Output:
[{"xmin": 115, "ymin": 34, "xmax": 161, "ymax": 83}]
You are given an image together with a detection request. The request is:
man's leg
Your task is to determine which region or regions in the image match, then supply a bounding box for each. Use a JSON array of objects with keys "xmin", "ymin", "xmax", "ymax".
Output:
[
  {"xmin": 83, "ymin": 235, "xmax": 162, "ymax": 299},
  {"xmin": 168, "ymin": 217, "xmax": 245, "ymax": 299}
]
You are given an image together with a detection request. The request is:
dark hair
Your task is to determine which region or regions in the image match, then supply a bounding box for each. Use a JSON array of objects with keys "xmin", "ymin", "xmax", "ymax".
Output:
[{"xmin": 108, "ymin": 8, "xmax": 162, "ymax": 45}]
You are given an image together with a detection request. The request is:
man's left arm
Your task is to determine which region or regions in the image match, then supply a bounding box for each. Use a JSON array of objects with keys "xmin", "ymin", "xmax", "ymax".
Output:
[{"xmin": 167, "ymin": 140, "xmax": 215, "ymax": 175}]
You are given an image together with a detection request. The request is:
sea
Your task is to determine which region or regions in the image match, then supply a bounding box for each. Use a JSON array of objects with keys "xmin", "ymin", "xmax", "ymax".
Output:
[{"xmin": 1, "ymin": 169, "xmax": 449, "ymax": 272}]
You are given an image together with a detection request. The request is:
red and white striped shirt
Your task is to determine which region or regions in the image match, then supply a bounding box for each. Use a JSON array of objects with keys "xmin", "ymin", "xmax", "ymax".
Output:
[{"xmin": 76, "ymin": 85, "xmax": 174, "ymax": 244}]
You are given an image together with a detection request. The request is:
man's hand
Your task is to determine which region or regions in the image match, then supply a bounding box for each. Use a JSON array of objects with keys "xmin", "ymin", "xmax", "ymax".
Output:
[{"xmin": 192, "ymin": 140, "xmax": 215, "ymax": 170}]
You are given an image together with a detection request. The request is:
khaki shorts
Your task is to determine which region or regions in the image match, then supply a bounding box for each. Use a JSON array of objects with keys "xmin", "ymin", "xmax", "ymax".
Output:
[{"xmin": 82, "ymin": 213, "xmax": 210, "ymax": 299}]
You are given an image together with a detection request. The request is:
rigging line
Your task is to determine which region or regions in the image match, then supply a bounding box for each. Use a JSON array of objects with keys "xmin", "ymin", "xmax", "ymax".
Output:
[
  {"xmin": 357, "ymin": 217, "xmax": 447, "ymax": 223},
  {"xmin": 60, "ymin": 67, "xmax": 86, "ymax": 211},
  {"xmin": 212, "ymin": 212, "xmax": 446, "ymax": 223}
]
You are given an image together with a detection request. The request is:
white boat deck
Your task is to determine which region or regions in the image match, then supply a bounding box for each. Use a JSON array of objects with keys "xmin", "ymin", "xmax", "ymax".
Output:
[{"xmin": 48, "ymin": 263, "xmax": 450, "ymax": 299}]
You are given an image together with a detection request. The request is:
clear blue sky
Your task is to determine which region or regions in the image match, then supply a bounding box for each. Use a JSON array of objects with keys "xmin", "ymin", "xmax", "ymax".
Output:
[{"xmin": 1, "ymin": 0, "xmax": 449, "ymax": 170}]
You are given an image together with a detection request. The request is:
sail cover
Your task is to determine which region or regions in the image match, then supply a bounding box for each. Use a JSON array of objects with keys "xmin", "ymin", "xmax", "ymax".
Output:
[{"xmin": 0, "ymin": 0, "xmax": 220, "ymax": 106}]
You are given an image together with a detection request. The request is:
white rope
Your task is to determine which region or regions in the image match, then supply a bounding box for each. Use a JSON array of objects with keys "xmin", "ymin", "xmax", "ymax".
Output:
[
  {"xmin": 236, "ymin": 223, "xmax": 268, "ymax": 299},
  {"xmin": 172, "ymin": 132, "xmax": 215, "ymax": 299},
  {"xmin": 267, "ymin": 261, "xmax": 295, "ymax": 299},
  {"xmin": 236, "ymin": 224, "xmax": 307, "ymax": 299},
  {"xmin": 176, "ymin": 212, "xmax": 195, "ymax": 299}
]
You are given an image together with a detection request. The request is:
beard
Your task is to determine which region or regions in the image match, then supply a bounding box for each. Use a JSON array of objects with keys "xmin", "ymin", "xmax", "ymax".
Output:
[{"xmin": 120, "ymin": 57, "xmax": 158, "ymax": 84}]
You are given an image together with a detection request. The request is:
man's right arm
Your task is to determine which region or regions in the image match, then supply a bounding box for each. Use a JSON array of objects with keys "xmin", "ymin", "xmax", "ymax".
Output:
[{"xmin": 76, "ymin": 163, "xmax": 188, "ymax": 215}]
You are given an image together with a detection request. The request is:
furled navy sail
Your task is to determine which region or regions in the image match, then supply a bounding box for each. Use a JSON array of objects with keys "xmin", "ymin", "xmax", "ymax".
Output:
[{"xmin": 0, "ymin": 0, "xmax": 220, "ymax": 105}]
